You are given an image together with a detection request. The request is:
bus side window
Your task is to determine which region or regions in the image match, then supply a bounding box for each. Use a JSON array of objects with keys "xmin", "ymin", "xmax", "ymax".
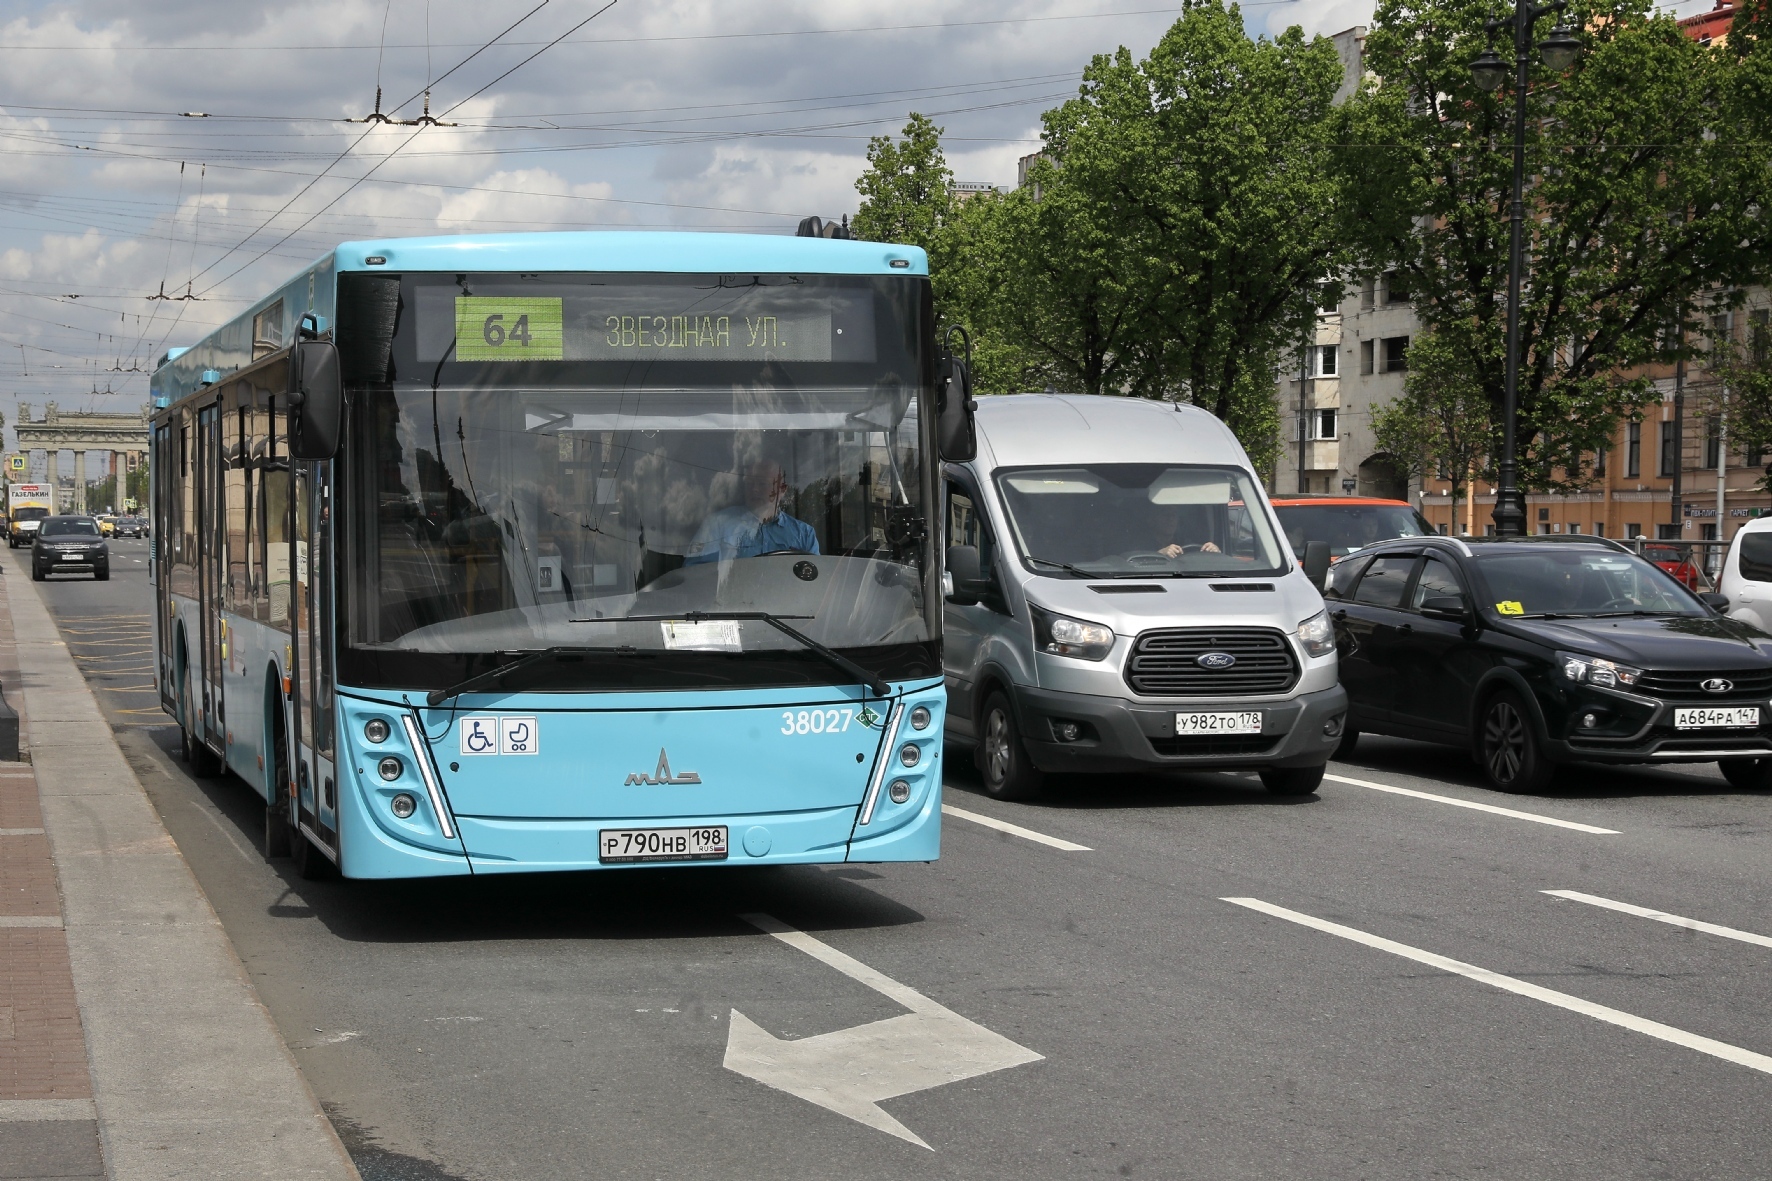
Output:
[
  {"xmin": 224, "ymin": 388, "xmax": 250, "ymax": 615},
  {"xmin": 262, "ymin": 398, "xmax": 292, "ymax": 629}
]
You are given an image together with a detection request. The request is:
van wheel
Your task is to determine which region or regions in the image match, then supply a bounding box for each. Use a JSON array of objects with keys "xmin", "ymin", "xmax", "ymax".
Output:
[
  {"xmin": 1719, "ymin": 757, "xmax": 1772, "ymax": 791},
  {"xmin": 1260, "ymin": 763, "xmax": 1325, "ymax": 796},
  {"xmin": 978, "ymin": 691, "xmax": 1043, "ymax": 801},
  {"xmin": 1479, "ymin": 689, "xmax": 1554, "ymax": 793}
]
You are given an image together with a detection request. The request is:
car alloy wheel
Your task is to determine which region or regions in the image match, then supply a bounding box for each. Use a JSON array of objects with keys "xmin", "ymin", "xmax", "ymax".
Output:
[
  {"xmin": 978, "ymin": 691, "xmax": 1042, "ymax": 801},
  {"xmin": 1480, "ymin": 690, "xmax": 1553, "ymax": 793}
]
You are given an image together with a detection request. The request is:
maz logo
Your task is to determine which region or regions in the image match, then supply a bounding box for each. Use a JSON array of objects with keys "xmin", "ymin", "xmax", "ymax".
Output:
[{"xmin": 625, "ymin": 748, "xmax": 703, "ymax": 786}]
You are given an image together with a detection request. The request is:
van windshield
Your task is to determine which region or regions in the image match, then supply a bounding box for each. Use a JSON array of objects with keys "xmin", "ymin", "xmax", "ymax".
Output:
[{"xmin": 993, "ymin": 464, "xmax": 1289, "ymax": 578}]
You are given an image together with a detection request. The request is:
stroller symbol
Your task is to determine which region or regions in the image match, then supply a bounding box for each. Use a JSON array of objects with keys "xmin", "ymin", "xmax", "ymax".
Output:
[
  {"xmin": 461, "ymin": 717, "xmax": 498, "ymax": 755},
  {"xmin": 500, "ymin": 716, "xmax": 539, "ymax": 755}
]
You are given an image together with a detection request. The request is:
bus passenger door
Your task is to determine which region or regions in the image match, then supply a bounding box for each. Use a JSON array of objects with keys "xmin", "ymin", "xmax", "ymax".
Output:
[
  {"xmin": 196, "ymin": 402, "xmax": 225, "ymax": 746},
  {"xmin": 153, "ymin": 422, "xmax": 177, "ymax": 713},
  {"xmin": 292, "ymin": 462, "xmax": 339, "ymax": 856}
]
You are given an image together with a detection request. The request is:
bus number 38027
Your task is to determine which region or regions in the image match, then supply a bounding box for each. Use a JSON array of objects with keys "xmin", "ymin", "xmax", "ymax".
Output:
[{"xmin": 781, "ymin": 708, "xmax": 854, "ymax": 735}]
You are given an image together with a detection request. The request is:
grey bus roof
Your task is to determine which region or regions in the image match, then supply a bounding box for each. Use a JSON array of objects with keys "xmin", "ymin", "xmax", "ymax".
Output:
[{"xmin": 973, "ymin": 394, "xmax": 1247, "ymax": 470}]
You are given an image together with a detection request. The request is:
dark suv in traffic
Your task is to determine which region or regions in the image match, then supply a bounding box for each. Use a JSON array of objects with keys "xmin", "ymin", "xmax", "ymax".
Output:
[
  {"xmin": 1327, "ymin": 535, "xmax": 1772, "ymax": 792},
  {"xmin": 31, "ymin": 516, "xmax": 109, "ymax": 582}
]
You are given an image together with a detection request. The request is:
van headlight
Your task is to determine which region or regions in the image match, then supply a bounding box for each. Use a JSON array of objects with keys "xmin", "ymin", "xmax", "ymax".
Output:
[
  {"xmin": 1296, "ymin": 609, "xmax": 1335, "ymax": 658},
  {"xmin": 1558, "ymin": 652, "xmax": 1641, "ymax": 688},
  {"xmin": 1030, "ymin": 605, "xmax": 1114, "ymax": 661}
]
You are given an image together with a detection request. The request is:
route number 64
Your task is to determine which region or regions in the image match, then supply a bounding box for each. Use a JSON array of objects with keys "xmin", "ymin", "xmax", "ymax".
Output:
[
  {"xmin": 782, "ymin": 708, "xmax": 853, "ymax": 735},
  {"xmin": 481, "ymin": 313, "xmax": 533, "ymax": 348}
]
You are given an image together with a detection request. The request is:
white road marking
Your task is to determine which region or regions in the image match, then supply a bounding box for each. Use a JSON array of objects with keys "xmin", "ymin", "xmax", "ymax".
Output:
[
  {"xmin": 0, "ymin": 828, "xmax": 46, "ymax": 836},
  {"xmin": 1543, "ymin": 889, "xmax": 1772, "ymax": 949},
  {"xmin": 726, "ymin": 912, "xmax": 1043, "ymax": 1149},
  {"xmin": 1225, "ymin": 896, "xmax": 1772, "ymax": 1076},
  {"xmin": 0, "ymin": 915, "xmax": 62, "ymax": 927},
  {"xmin": 941, "ymin": 803, "xmax": 1091, "ymax": 851},
  {"xmin": 1325, "ymin": 772, "xmax": 1619, "ymax": 834}
]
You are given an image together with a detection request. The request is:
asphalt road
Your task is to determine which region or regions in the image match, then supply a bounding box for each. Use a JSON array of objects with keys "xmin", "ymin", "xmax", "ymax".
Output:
[{"xmin": 17, "ymin": 539, "xmax": 1772, "ymax": 1180}]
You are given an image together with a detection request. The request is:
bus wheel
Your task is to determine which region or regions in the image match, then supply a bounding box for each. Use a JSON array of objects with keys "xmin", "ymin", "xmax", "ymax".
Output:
[
  {"xmin": 290, "ymin": 822, "xmax": 331, "ymax": 880},
  {"xmin": 179, "ymin": 667, "xmax": 224, "ymax": 779},
  {"xmin": 263, "ymin": 712, "xmax": 292, "ymax": 858}
]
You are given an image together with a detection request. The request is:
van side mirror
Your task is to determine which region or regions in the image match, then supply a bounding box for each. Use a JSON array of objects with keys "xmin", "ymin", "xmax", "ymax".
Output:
[
  {"xmin": 937, "ymin": 329, "xmax": 978, "ymax": 462},
  {"xmin": 1700, "ymin": 591, "xmax": 1730, "ymax": 613},
  {"xmin": 288, "ymin": 340, "xmax": 342, "ymax": 460},
  {"xmin": 946, "ymin": 545, "xmax": 982, "ymax": 604},
  {"xmin": 1302, "ymin": 540, "xmax": 1331, "ymax": 590}
]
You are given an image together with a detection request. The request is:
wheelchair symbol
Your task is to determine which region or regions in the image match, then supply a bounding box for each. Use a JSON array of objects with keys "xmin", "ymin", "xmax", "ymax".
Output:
[{"xmin": 460, "ymin": 716, "xmax": 498, "ymax": 756}]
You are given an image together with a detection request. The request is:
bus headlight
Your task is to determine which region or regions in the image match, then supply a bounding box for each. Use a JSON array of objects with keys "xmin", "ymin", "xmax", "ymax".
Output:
[
  {"xmin": 364, "ymin": 718, "xmax": 391, "ymax": 744},
  {"xmin": 888, "ymin": 779, "xmax": 912, "ymax": 804},
  {"xmin": 899, "ymin": 743, "xmax": 921, "ymax": 767},
  {"xmin": 1297, "ymin": 610, "xmax": 1335, "ymax": 658},
  {"xmin": 910, "ymin": 705, "xmax": 932, "ymax": 731},
  {"xmin": 1031, "ymin": 606, "xmax": 1114, "ymax": 661},
  {"xmin": 378, "ymin": 756, "xmax": 403, "ymax": 781},
  {"xmin": 390, "ymin": 793, "xmax": 417, "ymax": 818}
]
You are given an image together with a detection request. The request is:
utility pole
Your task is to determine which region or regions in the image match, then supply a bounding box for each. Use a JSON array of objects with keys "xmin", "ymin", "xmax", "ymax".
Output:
[
  {"xmin": 1297, "ymin": 338, "xmax": 1310, "ymax": 494},
  {"xmin": 1671, "ymin": 322, "xmax": 1685, "ymax": 538}
]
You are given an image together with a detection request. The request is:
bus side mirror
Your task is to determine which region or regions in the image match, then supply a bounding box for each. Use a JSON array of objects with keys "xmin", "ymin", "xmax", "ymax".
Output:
[
  {"xmin": 937, "ymin": 355, "xmax": 978, "ymax": 463},
  {"xmin": 288, "ymin": 340, "xmax": 342, "ymax": 460},
  {"xmin": 1302, "ymin": 541, "xmax": 1331, "ymax": 590}
]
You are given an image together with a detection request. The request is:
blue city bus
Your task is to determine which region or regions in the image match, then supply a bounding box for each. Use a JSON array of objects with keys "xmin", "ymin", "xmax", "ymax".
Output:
[{"xmin": 149, "ymin": 232, "xmax": 975, "ymax": 878}]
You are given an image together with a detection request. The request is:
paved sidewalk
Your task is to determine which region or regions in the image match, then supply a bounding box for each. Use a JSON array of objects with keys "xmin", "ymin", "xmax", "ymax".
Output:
[{"xmin": 0, "ymin": 561, "xmax": 358, "ymax": 1181}]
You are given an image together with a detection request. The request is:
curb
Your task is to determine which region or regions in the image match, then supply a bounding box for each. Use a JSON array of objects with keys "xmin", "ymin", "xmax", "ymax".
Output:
[{"xmin": 5, "ymin": 551, "xmax": 360, "ymax": 1180}]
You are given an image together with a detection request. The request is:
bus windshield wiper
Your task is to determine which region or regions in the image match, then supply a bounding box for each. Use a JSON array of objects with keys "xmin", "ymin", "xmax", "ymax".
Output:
[
  {"xmin": 425, "ymin": 646, "xmax": 600, "ymax": 707},
  {"xmin": 606, "ymin": 612, "xmax": 891, "ymax": 697}
]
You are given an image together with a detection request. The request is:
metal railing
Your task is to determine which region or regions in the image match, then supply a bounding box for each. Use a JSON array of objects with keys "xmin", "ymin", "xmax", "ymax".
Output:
[{"xmin": 1620, "ymin": 537, "xmax": 1732, "ymax": 589}]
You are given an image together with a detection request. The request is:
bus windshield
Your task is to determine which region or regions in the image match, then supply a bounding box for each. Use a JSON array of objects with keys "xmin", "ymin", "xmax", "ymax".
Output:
[{"xmin": 343, "ymin": 271, "xmax": 935, "ymax": 683}]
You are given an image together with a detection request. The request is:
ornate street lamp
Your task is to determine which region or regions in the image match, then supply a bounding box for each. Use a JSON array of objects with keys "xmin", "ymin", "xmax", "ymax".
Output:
[{"xmin": 1470, "ymin": 6, "xmax": 1583, "ymax": 536}]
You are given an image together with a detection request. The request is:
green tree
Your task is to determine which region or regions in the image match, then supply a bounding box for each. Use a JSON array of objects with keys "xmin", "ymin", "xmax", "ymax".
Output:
[
  {"xmin": 976, "ymin": 1, "xmax": 1346, "ymax": 465},
  {"xmin": 1341, "ymin": 0, "xmax": 1772, "ymax": 492},
  {"xmin": 851, "ymin": 113, "xmax": 952, "ymax": 255},
  {"xmin": 1370, "ymin": 333, "xmax": 1495, "ymax": 527}
]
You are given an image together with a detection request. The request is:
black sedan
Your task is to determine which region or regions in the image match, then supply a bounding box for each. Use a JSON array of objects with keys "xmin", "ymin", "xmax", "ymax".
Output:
[
  {"xmin": 31, "ymin": 516, "xmax": 110, "ymax": 582},
  {"xmin": 1327, "ymin": 534, "xmax": 1772, "ymax": 792},
  {"xmin": 114, "ymin": 516, "xmax": 147, "ymax": 538}
]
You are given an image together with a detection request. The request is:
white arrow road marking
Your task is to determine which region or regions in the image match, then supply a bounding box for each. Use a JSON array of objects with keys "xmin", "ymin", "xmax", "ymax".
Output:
[{"xmin": 724, "ymin": 912, "xmax": 1043, "ymax": 1149}]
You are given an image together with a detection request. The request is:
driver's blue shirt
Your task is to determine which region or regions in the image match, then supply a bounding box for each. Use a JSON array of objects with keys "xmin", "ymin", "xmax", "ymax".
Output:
[{"xmin": 684, "ymin": 506, "xmax": 820, "ymax": 565}]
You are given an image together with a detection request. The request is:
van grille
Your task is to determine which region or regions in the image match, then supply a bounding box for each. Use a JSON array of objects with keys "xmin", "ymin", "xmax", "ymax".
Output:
[{"xmin": 1125, "ymin": 627, "xmax": 1299, "ymax": 697}]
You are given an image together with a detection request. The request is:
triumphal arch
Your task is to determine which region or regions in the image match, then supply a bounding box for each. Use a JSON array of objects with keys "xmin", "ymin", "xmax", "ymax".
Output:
[{"xmin": 14, "ymin": 402, "xmax": 150, "ymax": 513}]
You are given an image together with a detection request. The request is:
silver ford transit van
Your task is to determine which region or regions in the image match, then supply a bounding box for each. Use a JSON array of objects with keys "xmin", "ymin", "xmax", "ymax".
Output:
[{"xmin": 943, "ymin": 394, "xmax": 1347, "ymax": 799}]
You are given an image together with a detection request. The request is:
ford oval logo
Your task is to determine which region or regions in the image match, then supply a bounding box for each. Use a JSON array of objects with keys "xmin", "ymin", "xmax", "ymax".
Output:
[
  {"xmin": 1197, "ymin": 652, "xmax": 1238, "ymax": 670},
  {"xmin": 1701, "ymin": 677, "xmax": 1734, "ymax": 694}
]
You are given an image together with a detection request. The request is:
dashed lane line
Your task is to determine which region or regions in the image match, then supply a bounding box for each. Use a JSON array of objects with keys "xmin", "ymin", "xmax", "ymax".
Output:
[
  {"xmin": 1224, "ymin": 896, "xmax": 1772, "ymax": 1077},
  {"xmin": 1325, "ymin": 772, "xmax": 1619, "ymax": 835},
  {"xmin": 1543, "ymin": 889, "xmax": 1772, "ymax": 950},
  {"xmin": 941, "ymin": 803, "xmax": 1091, "ymax": 851}
]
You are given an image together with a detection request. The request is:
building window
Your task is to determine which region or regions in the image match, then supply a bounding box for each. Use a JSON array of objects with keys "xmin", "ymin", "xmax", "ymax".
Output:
[
  {"xmin": 1625, "ymin": 521, "xmax": 1642, "ymax": 539},
  {"xmin": 1384, "ymin": 271, "xmax": 1412, "ymax": 305},
  {"xmin": 1360, "ymin": 339, "xmax": 1374, "ymax": 375},
  {"xmin": 1657, "ymin": 523, "xmax": 1680, "ymax": 540},
  {"xmin": 1753, "ymin": 309, "xmax": 1769, "ymax": 364},
  {"xmin": 1312, "ymin": 345, "xmax": 1338, "ymax": 377},
  {"xmin": 1746, "ymin": 442, "xmax": 1765, "ymax": 468},
  {"xmin": 1593, "ymin": 523, "xmax": 1605, "ymax": 537},
  {"xmin": 1538, "ymin": 508, "xmax": 1550, "ymax": 522},
  {"xmin": 1594, "ymin": 446, "xmax": 1606, "ymax": 476},
  {"xmin": 1360, "ymin": 277, "xmax": 1375, "ymax": 311},
  {"xmin": 1313, "ymin": 409, "xmax": 1338, "ymax": 440},
  {"xmin": 1627, "ymin": 423, "xmax": 1641, "ymax": 477},
  {"xmin": 1484, "ymin": 524, "xmax": 1496, "ymax": 536},
  {"xmin": 1702, "ymin": 523, "xmax": 1718, "ymax": 541},
  {"xmin": 1568, "ymin": 522, "xmax": 1582, "ymax": 534},
  {"xmin": 1382, "ymin": 336, "xmax": 1409, "ymax": 373},
  {"xmin": 1705, "ymin": 415, "xmax": 1721, "ymax": 469},
  {"xmin": 1538, "ymin": 523, "xmax": 1553, "ymax": 534},
  {"xmin": 1660, "ymin": 421, "xmax": 1676, "ymax": 477}
]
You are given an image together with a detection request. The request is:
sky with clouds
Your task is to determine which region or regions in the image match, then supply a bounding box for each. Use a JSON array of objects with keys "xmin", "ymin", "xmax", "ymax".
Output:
[{"xmin": 0, "ymin": 0, "xmax": 1720, "ymax": 448}]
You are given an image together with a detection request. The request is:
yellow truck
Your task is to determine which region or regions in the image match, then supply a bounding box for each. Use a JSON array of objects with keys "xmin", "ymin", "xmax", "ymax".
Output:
[{"xmin": 6, "ymin": 484, "xmax": 52, "ymax": 548}]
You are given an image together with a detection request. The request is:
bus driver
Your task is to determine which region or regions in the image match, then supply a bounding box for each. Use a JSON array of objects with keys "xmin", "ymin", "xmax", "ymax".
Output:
[{"xmin": 684, "ymin": 457, "xmax": 820, "ymax": 565}]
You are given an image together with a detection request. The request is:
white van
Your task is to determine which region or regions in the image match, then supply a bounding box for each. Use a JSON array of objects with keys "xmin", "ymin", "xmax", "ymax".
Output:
[
  {"xmin": 1719, "ymin": 517, "xmax": 1772, "ymax": 630},
  {"xmin": 943, "ymin": 394, "xmax": 1347, "ymax": 800}
]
